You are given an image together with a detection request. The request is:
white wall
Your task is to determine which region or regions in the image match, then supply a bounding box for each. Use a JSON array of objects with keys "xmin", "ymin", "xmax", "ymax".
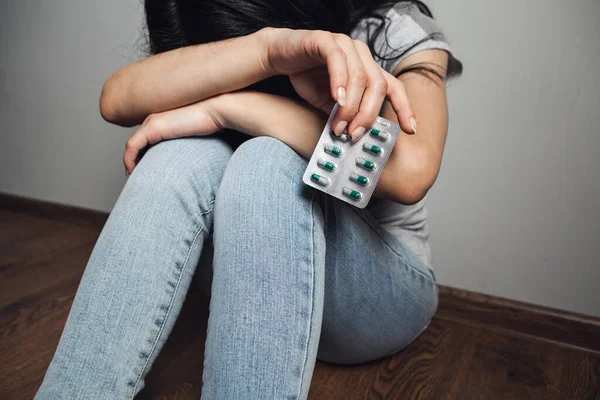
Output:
[
  {"xmin": 427, "ymin": 0, "xmax": 600, "ymax": 316},
  {"xmin": 1, "ymin": 1, "xmax": 599, "ymax": 316},
  {"xmin": 0, "ymin": 0, "xmax": 141, "ymax": 211}
]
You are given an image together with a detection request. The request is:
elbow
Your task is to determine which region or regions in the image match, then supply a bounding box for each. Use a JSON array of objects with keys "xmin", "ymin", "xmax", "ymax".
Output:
[
  {"xmin": 386, "ymin": 150, "xmax": 440, "ymax": 205},
  {"xmin": 99, "ymin": 74, "xmax": 137, "ymax": 127},
  {"xmin": 99, "ymin": 82, "xmax": 117, "ymax": 124},
  {"xmin": 391, "ymin": 179, "xmax": 431, "ymax": 205}
]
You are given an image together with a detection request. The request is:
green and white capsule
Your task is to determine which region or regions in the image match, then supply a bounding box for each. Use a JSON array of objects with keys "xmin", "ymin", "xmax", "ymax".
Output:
[
  {"xmin": 310, "ymin": 173, "xmax": 330, "ymax": 187},
  {"xmin": 317, "ymin": 158, "xmax": 336, "ymax": 172},
  {"xmin": 342, "ymin": 187, "xmax": 362, "ymax": 201},
  {"xmin": 370, "ymin": 128, "xmax": 390, "ymax": 141},
  {"xmin": 350, "ymin": 173, "xmax": 369, "ymax": 186},
  {"xmin": 356, "ymin": 157, "xmax": 376, "ymax": 171},
  {"xmin": 324, "ymin": 144, "xmax": 342, "ymax": 157},
  {"xmin": 363, "ymin": 143, "xmax": 382, "ymax": 155},
  {"xmin": 330, "ymin": 130, "xmax": 350, "ymax": 142}
]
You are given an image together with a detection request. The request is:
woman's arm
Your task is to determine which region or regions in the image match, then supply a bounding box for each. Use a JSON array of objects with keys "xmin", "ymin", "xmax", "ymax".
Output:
[
  {"xmin": 214, "ymin": 49, "xmax": 451, "ymax": 205},
  {"xmin": 100, "ymin": 29, "xmax": 271, "ymax": 127},
  {"xmin": 123, "ymin": 57, "xmax": 449, "ymax": 206},
  {"xmin": 100, "ymin": 28, "xmax": 354, "ymax": 128},
  {"xmin": 212, "ymin": 88, "xmax": 443, "ymax": 205},
  {"xmin": 100, "ymin": 28, "xmax": 417, "ymax": 138},
  {"xmin": 121, "ymin": 91, "xmax": 327, "ymax": 173},
  {"xmin": 378, "ymin": 49, "xmax": 450, "ymax": 204},
  {"xmin": 214, "ymin": 93, "xmax": 326, "ymax": 159}
]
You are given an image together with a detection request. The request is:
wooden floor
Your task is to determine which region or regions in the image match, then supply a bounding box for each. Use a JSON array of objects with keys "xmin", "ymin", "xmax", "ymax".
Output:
[{"xmin": 1, "ymin": 206, "xmax": 599, "ymax": 399}]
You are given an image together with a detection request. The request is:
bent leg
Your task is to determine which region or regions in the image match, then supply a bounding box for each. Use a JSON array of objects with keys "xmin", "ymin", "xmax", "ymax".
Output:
[
  {"xmin": 317, "ymin": 197, "xmax": 439, "ymax": 364},
  {"xmin": 202, "ymin": 137, "xmax": 325, "ymax": 400},
  {"xmin": 35, "ymin": 137, "xmax": 232, "ymax": 399}
]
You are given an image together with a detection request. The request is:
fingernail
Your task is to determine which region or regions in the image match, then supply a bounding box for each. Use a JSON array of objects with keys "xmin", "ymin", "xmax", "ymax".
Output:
[
  {"xmin": 337, "ymin": 87, "xmax": 346, "ymax": 107},
  {"xmin": 334, "ymin": 120, "xmax": 348, "ymax": 136},
  {"xmin": 351, "ymin": 126, "xmax": 366, "ymax": 142},
  {"xmin": 410, "ymin": 117, "xmax": 418, "ymax": 134}
]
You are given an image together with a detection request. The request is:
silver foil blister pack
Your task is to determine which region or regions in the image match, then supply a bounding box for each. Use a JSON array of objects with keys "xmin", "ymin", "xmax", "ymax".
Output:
[{"xmin": 302, "ymin": 103, "xmax": 400, "ymax": 208}]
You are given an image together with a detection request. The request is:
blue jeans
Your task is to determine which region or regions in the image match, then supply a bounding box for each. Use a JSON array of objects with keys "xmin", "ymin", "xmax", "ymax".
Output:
[{"xmin": 34, "ymin": 136, "xmax": 438, "ymax": 400}]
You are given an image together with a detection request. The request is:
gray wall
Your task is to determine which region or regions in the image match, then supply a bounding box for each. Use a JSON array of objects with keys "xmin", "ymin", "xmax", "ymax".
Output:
[
  {"xmin": 0, "ymin": 1, "xmax": 141, "ymax": 210},
  {"xmin": 1, "ymin": 1, "xmax": 599, "ymax": 316},
  {"xmin": 427, "ymin": 0, "xmax": 600, "ymax": 316}
]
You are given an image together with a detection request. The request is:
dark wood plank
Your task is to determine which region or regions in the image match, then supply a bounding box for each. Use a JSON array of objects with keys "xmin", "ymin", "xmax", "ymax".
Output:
[
  {"xmin": 455, "ymin": 325, "xmax": 599, "ymax": 400},
  {"xmin": 309, "ymin": 318, "xmax": 600, "ymax": 400},
  {"xmin": 0, "ymin": 192, "xmax": 108, "ymax": 230},
  {"xmin": 0, "ymin": 252, "xmax": 90, "ymax": 399},
  {"xmin": 367, "ymin": 319, "xmax": 477, "ymax": 400},
  {"xmin": 0, "ymin": 209, "xmax": 65, "ymax": 253},
  {"xmin": 436, "ymin": 286, "xmax": 600, "ymax": 355},
  {"xmin": 309, "ymin": 359, "xmax": 381, "ymax": 399},
  {"xmin": 0, "ymin": 227, "xmax": 98, "ymax": 308},
  {"xmin": 555, "ymin": 349, "xmax": 600, "ymax": 400}
]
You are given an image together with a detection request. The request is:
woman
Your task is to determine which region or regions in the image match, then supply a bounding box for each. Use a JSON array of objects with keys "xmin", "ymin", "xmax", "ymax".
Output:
[{"xmin": 35, "ymin": 0, "xmax": 462, "ymax": 398}]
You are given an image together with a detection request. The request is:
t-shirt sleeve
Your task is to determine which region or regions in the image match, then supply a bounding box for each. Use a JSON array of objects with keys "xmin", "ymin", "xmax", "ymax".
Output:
[{"xmin": 350, "ymin": 2, "xmax": 463, "ymax": 79}]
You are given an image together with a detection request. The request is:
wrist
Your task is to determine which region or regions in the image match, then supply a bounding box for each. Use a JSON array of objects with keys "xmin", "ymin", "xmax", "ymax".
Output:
[
  {"xmin": 205, "ymin": 93, "xmax": 232, "ymax": 131},
  {"xmin": 256, "ymin": 27, "xmax": 280, "ymax": 77},
  {"xmin": 209, "ymin": 91, "xmax": 267, "ymax": 135}
]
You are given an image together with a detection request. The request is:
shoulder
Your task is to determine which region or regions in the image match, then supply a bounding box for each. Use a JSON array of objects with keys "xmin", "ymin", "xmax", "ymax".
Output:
[{"xmin": 350, "ymin": 2, "xmax": 463, "ymax": 78}]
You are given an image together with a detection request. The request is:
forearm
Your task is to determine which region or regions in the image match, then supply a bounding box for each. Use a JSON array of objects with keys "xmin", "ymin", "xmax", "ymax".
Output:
[
  {"xmin": 216, "ymin": 92, "xmax": 326, "ymax": 159},
  {"xmin": 100, "ymin": 29, "xmax": 272, "ymax": 127},
  {"xmin": 215, "ymin": 91, "xmax": 426, "ymax": 204}
]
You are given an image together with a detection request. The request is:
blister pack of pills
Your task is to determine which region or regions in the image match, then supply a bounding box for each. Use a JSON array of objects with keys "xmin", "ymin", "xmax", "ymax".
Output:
[{"xmin": 302, "ymin": 103, "xmax": 400, "ymax": 209}]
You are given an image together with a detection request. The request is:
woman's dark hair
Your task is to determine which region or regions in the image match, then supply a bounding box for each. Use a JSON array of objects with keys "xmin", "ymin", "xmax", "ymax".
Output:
[{"xmin": 144, "ymin": 0, "xmax": 443, "ymax": 100}]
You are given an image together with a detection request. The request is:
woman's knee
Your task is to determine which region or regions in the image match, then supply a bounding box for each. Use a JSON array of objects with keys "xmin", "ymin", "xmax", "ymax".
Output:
[
  {"xmin": 228, "ymin": 136, "xmax": 306, "ymax": 180},
  {"xmin": 215, "ymin": 137, "xmax": 311, "ymax": 211},
  {"xmin": 125, "ymin": 136, "xmax": 233, "ymax": 211}
]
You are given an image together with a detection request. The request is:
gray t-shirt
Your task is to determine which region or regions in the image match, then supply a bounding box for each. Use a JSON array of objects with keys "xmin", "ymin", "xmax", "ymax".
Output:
[{"xmin": 350, "ymin": 2, "xmax": 463, "ymax": 271}]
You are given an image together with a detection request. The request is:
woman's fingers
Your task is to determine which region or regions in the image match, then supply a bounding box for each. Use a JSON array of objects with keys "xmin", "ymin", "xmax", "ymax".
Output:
[
  {"xmin": 303, "ymin": 30, "xmax": 349, "ymax": 106},
  {"xmin": 270, "ymin": 29, "xmax": 417, "ymax": 137},
  {"xmin": 345, "ymin": 40, "xmax": 389, "ymax": 142},
  {"xmin": 123, "ymin": 114, "xmax": 162, "ymax": 175},
  {"xmin": 381, "ymin": 68, "xmax": 417, "ymax": 135},
  {"xmin": 123, "ymin": 125, "xmax": 149, "ymax": 175},
  {"xmin": 122, "ymin": 101, "xmax": 224, "ymax": 175},
  {"xmin": 329, "ymin": 35, "xmax": 369, "ymax": 137},
  {"xmin": 289, "ymin": 67, "xmax": 334, "ymax": 114},
  {"xmin": 315, "ymin": 33, "xmax": 417, "ymax": 137}
]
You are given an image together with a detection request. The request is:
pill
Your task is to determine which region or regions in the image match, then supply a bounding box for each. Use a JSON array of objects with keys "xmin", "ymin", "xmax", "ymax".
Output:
[
  {"xmin": 317, "ymin": 158, "xmax": 336, "ymax": 172},
  {"xmin": 370, "ymin": 128, "xmax": 390, "ymax": 141},
  {"xmin": 324, "ymin": 144, "xmax": 342, "ymax": 157},
  {"xmin": 350, "ymin": 173, "xmax": 369, "ymax": 186},
  {"xmin": 343, "ymin": 187, "xmax": 362, "ymax": 201},
  {"xmin": 363, "ymin": 143, "xmax": 382, "ymax": 155},
  {"xmin": 356, "ymin": 158, "xmax": 376, "ymax": 171},
  {"xmin": 310, "ymin": 173, "xmax": 330, "ymax": 187},
  {"xmin": 330, "ymin": 129, "xmax": 351, "ymax": 142}
]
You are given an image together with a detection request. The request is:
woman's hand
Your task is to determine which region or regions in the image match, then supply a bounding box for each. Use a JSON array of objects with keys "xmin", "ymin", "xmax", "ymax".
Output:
[
  {"xmin": 123, "ymin": 98, "xmax": 223, "ymax": 175},
  {"xmin": 122, "ymin": 90, "xmax": 326, "ymax": 175},
  {"xmin": 265, "ymin": 29, "xmax": 417, "ymax": 140},
  {"xmin": 102, "ymin": 27, "xmax": 416, "ymax": 137}
]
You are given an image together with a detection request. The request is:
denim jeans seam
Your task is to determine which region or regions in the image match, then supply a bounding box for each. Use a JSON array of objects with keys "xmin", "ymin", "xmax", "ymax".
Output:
[
  {"xmin": 199, "ymin": 200, "xmax": 215, "ymax": 218},
  {"xmin": 349, "ymin": 206, "xmax": 435, "ymax": 284},
  {"xmin": 295, "ymin": 191, "xmax": 317, "ymax": 399},
  {"xmin": 129, "ymin": 203, "xmax": 212, "ymax": 399}
]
